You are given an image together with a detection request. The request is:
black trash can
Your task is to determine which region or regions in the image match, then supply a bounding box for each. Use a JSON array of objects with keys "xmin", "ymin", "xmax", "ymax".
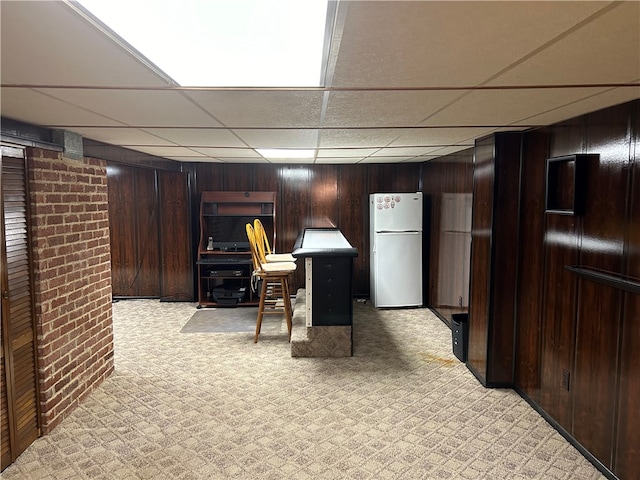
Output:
[{"xmin": 451, "ymin": 313, "xmax": 469, "ymax": 362}]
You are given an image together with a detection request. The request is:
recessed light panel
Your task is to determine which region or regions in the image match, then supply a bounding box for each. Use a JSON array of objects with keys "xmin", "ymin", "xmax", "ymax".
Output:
[{"xmin": 79, "ymin": 0, "xmax": 329, "ymax": 87}]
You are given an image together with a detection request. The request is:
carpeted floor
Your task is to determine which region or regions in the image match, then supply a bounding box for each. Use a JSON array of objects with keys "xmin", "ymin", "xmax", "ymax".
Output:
[
  {"xmin": 1, "ymin": 299, "xmax": 605, "ymax": 479},
  {"xmin": 180, "ymin": 307, "xmax": 282, "ymax": 334}
]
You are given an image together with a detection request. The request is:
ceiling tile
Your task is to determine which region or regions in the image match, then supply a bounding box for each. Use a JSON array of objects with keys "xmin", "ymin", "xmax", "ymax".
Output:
[
  {"xmin": 0, "ymin": 1, "xmax": 173, "ymax": 86},
  {"xmin": 232, "ymin": 129, "xmax": 319, "ymax": 148},
  {"xmin": 512, "ymin": 87, "xmax": 640, "ymax": 127},
  {"xmin": 316, "ymin": 148, "xmax": 379, "ymax": 158},
  {"xmin": 130, "ymin": 145, "xmax": 202, "ymax": 157},
  {"xmin": 359, "ymin": 156, "xmax": 416, "ymax": 164},
  {"xmin": 191, "ymin": 147, "xmax": 261, "ymax": 158},
  {"xmin": 217, "ymin": 157, "xmax": 270, "ymax": 164},
  {"xmin": 70, "ymin": 127, "xmax": 175, "ymax": 146},
  {"xmin": 314, "ymin": 157, "xmax": 363, "ymax": 164},
  {"xmin": 389, "ymin": 127, "xmax": 494, "ymax": 147},
  {"xmin": 322, "ymin": 91, "xmax": 461, "ymax": 127},
  {"xmin": 186, "ymin": 90, "xmax": 324, "ymax": 127},
  {"xmin": 370, "ymin": 146, "xmax": 447, "ymax": 157},
  {"xmin": 423, "ymin": 88, "xmax": 610, "ymax": 127},
  {"xmin": 426, "ymin": 146, "xmax": 477, "ymax": 157},
  {"xmin": 488, "ymin": 2, "xmax": 640, "ymax": 86},
  {"xmin": 0, "ymin": 88, "xmax": 123, "ymax": 127},
  {"xmin": 34, "ymin": 89, "xmax": 221, "ymax": 127},
  {"xmin": 331, "ymin": 1, "xmax": 608, "ymax": 88},
  {"xmin": 319, "ymin": 128, "xmax": 410, "ymax": 148},
  {"xmin": 166, "ymin": 156, "xmax": 222, "ymax": 163},
  {"xmin": 140, "ymin": 128, "xmax": 245, "ymax": 147}
]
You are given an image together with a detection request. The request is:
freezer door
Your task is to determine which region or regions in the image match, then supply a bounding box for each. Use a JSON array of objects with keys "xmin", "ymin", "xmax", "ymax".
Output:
[
  {"xmin": 372, "ymin": 231, "xmax": 423, "ymax": 307},
  {"xmin": 371, "ymin": 192, "xmax": 422, "ymax": 232}
]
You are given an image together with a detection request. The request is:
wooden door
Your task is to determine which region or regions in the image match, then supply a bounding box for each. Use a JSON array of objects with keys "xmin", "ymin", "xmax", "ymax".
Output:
[{"xmin": 1, "ymin": 147, "xmax": 40, "ymax": 471}]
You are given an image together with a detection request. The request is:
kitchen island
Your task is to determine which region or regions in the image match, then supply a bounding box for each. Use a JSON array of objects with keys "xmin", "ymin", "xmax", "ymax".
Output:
[{"xmin": 290, "ymin": 228, "xmax": 358, "ymax": 357}]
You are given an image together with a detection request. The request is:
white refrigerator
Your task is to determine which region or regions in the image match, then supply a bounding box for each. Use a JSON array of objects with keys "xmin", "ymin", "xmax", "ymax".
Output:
[{"xmin": 370, "ymin": 192, "xmax": 423, "ymax": 308}]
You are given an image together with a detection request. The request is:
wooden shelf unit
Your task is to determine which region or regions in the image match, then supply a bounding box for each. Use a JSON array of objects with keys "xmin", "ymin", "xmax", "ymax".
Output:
[{"xmin": 197, "ymin": 191, "xmax": 276, "ymax": 307}]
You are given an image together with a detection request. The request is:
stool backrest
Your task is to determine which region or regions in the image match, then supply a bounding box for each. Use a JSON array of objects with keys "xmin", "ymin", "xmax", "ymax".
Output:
[
  {"xmin": 245, "ymin": 223, "xmax": 262, "ymax": 272},
  {"xmin": 253, "ymin": 218, "xmax": 272, "ymax": 263}
]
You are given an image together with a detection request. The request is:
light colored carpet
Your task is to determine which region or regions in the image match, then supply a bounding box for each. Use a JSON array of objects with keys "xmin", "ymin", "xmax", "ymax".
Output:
[{"xmin": 2, "ymin": 299, "xmax": 605, "ymax": 479}]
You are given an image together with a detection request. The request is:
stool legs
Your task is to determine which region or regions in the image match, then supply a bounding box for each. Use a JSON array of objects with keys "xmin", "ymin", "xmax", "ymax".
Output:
[{"xmin": 254, "ymin": 274, "xmax": 293, "ymax": 343}]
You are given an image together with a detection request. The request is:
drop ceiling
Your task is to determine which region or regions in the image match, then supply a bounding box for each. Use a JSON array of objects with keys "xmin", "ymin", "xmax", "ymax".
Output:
[{"xmin": 1, "ymin": 1, "xmax": 639, "ymax": 164}]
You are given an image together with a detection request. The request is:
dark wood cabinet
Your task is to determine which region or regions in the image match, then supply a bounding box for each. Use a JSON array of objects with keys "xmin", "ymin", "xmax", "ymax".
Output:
[{"xmin": 196, "ymin": 191, "xmax": 276, "ymax": 307}]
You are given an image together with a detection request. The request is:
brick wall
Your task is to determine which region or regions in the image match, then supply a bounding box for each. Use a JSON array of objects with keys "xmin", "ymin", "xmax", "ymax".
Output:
[{"xmin": 27, "ymin": 147, "xmax": 114, "ymax": 433}]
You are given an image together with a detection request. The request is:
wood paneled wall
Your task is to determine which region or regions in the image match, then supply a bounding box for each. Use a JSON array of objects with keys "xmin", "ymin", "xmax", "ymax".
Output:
[
  {"xmin": 189, "ymin": 163, "xmax": 421, "ymax": 295},
  {"xmin": 107, "ymin": 164, "xmax": 192, "ymax": 300},
  {"xmin": 109, "ymin": 162, "xmax": 422, "ymax": 299},
  {"xmin": 500, "ymin": 100, "xmax": 639, "ymax": 480},
  {"xmin": 158, "ymin": 171, "xmax": 193, "ymax": 301}
]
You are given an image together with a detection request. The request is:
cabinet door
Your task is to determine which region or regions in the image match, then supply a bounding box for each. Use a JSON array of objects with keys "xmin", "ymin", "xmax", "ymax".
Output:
[{"xmin": 1, "ymin": 152, "xmax": 40, "ymax": 471}]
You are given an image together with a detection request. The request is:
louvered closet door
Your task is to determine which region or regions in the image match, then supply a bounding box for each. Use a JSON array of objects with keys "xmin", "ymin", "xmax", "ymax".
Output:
[{"xmin": 1, "ymin": 151, "xmax": 40, "ymax": 471}]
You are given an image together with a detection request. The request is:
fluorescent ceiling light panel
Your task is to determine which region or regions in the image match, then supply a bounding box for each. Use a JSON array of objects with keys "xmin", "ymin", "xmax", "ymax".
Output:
[
  {"xmin": 79, "ymin": 0, "xmax": 329, "ymax": 87},
  {"xmin": 256, "ymin": 148, "xmax": 316, "ymax": 159}
]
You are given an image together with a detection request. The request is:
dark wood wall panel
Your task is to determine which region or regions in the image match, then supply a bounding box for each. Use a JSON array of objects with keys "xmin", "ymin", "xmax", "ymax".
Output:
[
  {"xmin": 107, "ymin": 164, "xmax": 140, "ymax": 296},
  {"xmin": 614, "ymin": 109, "xmax": 640, "ymax": 480},
  {"xmin": 514, "ymin": 131, "xmax": 549, "ymax": 402},
  {"xmin": 223, "ymin": 164, "xmax": 254, "ymax": 192},
  {"xmin": 539, "ymin": 193, "xmax": 580, "ymax": 430},
  {"xmin": 569, "ymin": 105, "xmax": 631, "ymax": 467},
  {"xmin": 468, "ymin": 137, "xmax": 495, "ymax": 382},
  {"xmin": 467, "ymin": 133, "xmax": 522, "ymax": 386},
  {"xmin": 158, "ymin": 171, "xmax": 193, "ymax": 301},
  {"xmin": 508, "ymin": 100, "xmax": 640, "ymax": 479},
  {"xmin": 108, "ymin": 164, "xmax": 192, "ymax": 299},
  {"xmin": 279, "ymin": 165, "xmax": 312, "ymax": 289},
  {"xmin": 310, "ymin": 165, "xmax": 339, "ymax": 226},
  {"xmin": 581, "ymin": 106, "xmax": 629, "ymax": 271},
  {"xmin": 193, "ymin": 164, "xmax": 224, "ymax": 192},
  {"xmin": 488, "ymin": 133, "xmax": 522, "ymax": 384},
  {"xmin": 616, "ymin": 290, "xmax": 639, "ymax": 479},
  {"xmin": 338, "ymin": 165, "xmax": 368, "ymax": 294},
  {"xmin": 573, "ymin": 282, "xmax": 621, "ymax": 466},
  {"xmin": 133, "ymin": 169, "xmax": 161, "ymax": 296},
  {"xmin": 368, "ymin": 163, "xmax": 421, "ymax": 194},
  {"xmin": 537, "ymin": 114, "xmax": 584, "ymax": 430}
]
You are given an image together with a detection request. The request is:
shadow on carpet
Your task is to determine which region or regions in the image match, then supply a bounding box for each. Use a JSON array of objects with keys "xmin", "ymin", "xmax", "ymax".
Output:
[{"xmin": 180, "ymin": 307, "xmax": 284, "ymax": 333}]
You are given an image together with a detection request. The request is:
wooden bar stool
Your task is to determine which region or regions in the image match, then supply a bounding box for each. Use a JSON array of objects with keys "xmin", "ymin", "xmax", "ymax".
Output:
[
  {"xmin": 246, "ymin": 224, "xmax": 296, "ymax": 343},
  {"xmin": 253, "ymin": 218, "xmax": 296, "ymax": 263}
]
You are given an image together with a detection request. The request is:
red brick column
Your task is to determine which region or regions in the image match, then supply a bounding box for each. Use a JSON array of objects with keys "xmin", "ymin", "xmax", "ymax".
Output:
[{"xmin": 27, "ymin": 147, "xmax": 114, "ymax": 433}]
